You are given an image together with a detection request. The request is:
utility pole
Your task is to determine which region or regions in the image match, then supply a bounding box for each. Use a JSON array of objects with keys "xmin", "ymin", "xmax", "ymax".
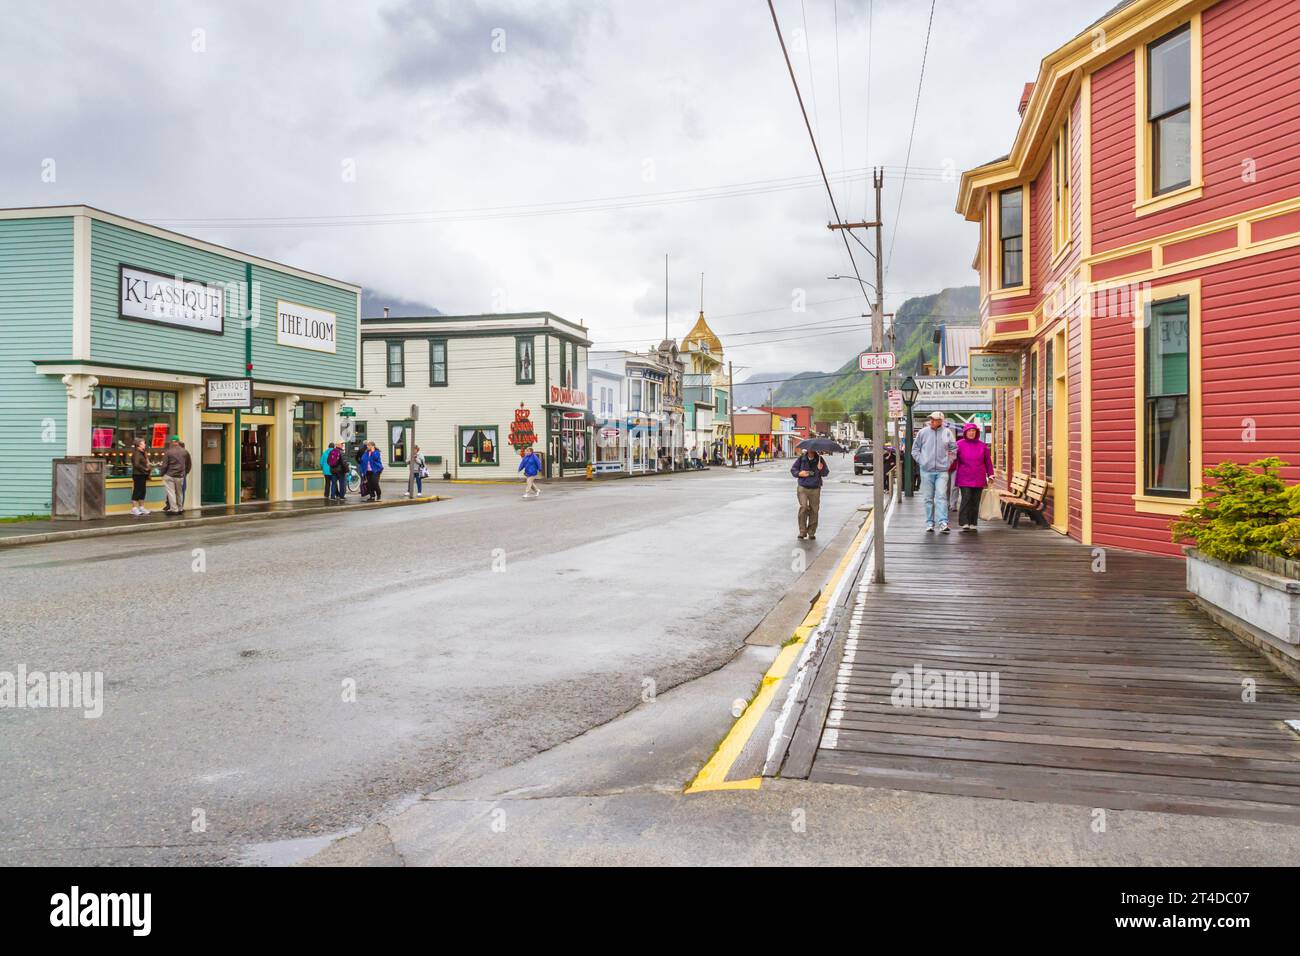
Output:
[
  {"xmin": 728, "ymin": 361, "xmax": 736, "ymax": 467},
  {"xmin": 827, "ymin": 169, "xmax": 887, "ymax": 583},
  {"xmin": 870, "ymin": 169, "xmax": 886, "ymax": 584}
]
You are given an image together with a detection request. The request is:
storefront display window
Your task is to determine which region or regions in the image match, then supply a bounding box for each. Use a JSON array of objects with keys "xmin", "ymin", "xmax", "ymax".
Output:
[
  {"xmin": 460, "ymin": 425, "xmax": 498, "ymax": 466},
  {"xmin": 560, "ymin": 416, "xmax": 587, "ymax": 464},
  {"xmin": 91, "ymin": 385, "xmax": 177, "ymax": 477},
  {"xmin": 293, "ymin": 400, "xmax": 323, "ymax": 471},
  {"xmin": 1144, "ymin": 297, "xmax": 1191, "ymax": 496}
]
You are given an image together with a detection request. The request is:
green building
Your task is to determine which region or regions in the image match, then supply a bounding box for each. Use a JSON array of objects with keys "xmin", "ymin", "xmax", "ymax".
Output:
[{"xmin": 0, "ymin": 205, "xmax": 361, "ymax": 517}]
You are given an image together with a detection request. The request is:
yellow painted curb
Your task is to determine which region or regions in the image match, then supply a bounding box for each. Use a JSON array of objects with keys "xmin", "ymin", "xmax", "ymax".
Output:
[{"xmin": 685, "ymin": 515, "xmax": 871, "ymax": 794}]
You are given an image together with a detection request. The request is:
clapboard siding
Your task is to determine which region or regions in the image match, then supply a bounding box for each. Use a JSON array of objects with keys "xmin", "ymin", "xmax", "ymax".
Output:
[
  {"xmin": 1091, "ymin": 0, "xmax": 1300, "ymax": 255},
  {"xmin": 89, "ymin": 219, "xmax": 246, "ymax": 376},
  {"xmin": 356, "ymin": 333, "xmax": 551, "ymax": 479},
  {"xmin": 1089, "ymin": 245, "xmax": 1300, "ymax": 555},
  {"xmin": 249, "ymin": 265, "xmax": 357, "ymax": 390},
  {"xmin": 0, "ymin": 217, "xmax": 74, "ymax": 516},
  {"xmin": 89, "ymin": 219, "xmax": 357, "ymax": 388}
]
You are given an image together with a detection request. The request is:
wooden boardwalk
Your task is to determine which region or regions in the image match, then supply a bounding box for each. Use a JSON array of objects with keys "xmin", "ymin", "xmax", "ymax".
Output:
[{"xmin": 806, "ymin": 497, "xmax": 1300, "ymax": 824}]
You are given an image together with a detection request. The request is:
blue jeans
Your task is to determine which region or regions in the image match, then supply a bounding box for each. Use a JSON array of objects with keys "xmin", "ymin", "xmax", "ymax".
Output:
[{"xmin": 920, "ymin": 469, "xmax": 949, "ymax": 527}]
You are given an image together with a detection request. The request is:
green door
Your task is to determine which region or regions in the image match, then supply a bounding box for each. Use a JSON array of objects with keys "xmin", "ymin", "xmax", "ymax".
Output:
[{"xmin": 201, "ymin": 424, "xmax": 227, "ymax": 505}]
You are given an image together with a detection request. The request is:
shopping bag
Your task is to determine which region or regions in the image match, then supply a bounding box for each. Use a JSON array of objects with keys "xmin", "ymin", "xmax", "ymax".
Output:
[{"xmin": 978, "ymin": 486, "xmax": 1001, "ymax": 522}]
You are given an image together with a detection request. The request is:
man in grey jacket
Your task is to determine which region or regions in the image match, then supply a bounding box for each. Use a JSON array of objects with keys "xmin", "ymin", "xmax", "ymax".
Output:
[
  {"xmin": 160, "ymin": 437, "xmax": 192, "ymax": 514},
  {"xmin": 911, "ymin": 411, "xmax": 956, "ymax": 534}
]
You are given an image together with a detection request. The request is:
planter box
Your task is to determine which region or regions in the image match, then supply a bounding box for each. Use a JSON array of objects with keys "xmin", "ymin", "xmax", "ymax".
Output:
[{"xmin": 1185, "ymin": 547, "xmax": 1300, "ymax": 683}]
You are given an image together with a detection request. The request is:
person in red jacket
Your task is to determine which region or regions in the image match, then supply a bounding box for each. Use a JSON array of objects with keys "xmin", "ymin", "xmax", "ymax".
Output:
[{"xmin": 952, "ymin": 423, "xmax": 994, "ymax": 531}]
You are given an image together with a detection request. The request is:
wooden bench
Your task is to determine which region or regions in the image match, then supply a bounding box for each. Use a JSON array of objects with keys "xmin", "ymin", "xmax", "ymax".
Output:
[
  {"xmin": 998, "ymin": 473, "xmax": 1029, "ymax": 520},
  {"xmin": 1002, "ymin": 477, "xmax": 1050, "ymax": 528}
]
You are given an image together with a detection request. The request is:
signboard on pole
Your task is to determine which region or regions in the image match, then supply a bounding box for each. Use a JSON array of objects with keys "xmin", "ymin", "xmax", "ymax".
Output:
[
  {"xmin": 914, "ymin": 376, "xmax": 994, "ymax": 404},
  {"xmin": 858, "ymin": 351, "xmax": 896, "ymax": 372},
  {"xmin": 888, "ymin": 388, "xmax": 903, "ymax": 417},
  {"xmin": 968, "ymin": 351, "xmax": 1022, "ymax": 388},
  {"xmin": 205, "ymin": 377, "xmax": 254, "ymax": 410}
]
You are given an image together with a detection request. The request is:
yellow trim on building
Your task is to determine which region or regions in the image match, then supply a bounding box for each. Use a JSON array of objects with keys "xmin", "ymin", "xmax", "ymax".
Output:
[
  {"xmin": 1049, "ymin": 322, "xmax": 1069, "ymax": 533},
  {"xmin": 956, "ymin": 0, "xmax": 1216, "ymax": 222},
  {"xmin": 990, "ymin": 182, "xmax": 1032, "ymax": 298},
  {"xmin": 1087, "ymin": 194, "xmax": 1300, "ymax": 287},
  {"xmin": 1132, "ymin": 277, "xmax": 1202, "ymax": 514},
  {"xmin": 1133, "ymin": 12, "xmax": 1203, "ymax": 217}
]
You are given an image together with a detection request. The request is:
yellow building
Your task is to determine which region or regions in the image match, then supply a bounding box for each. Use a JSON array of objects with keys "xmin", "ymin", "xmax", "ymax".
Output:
[{"xmin": 681, "ymin": 310, "xmax": 731, "ymax": 461}]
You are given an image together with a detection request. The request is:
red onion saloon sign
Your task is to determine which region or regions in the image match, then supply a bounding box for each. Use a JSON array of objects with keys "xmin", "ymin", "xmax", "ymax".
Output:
[{"xmin": 276, "ymin": 300, "xmax": 337, "ymax": 354}]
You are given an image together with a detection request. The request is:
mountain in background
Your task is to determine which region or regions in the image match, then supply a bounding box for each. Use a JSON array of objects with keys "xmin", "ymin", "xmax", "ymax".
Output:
[
  {"xmin": 771, "ymin": 285, "xmax": 980, "ymax": 421},
  {"xmin": 733, "ymin": 372, "xmax": 795, "ymax": 407},
  {"xmin": 361, "ymin": 290, "xmax": 442, "ymax": 318}
]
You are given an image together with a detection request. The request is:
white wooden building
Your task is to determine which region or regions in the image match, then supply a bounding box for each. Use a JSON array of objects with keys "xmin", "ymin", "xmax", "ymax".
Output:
[{"xmin": 354, "ymin": 312, "xmax": 591, "ymax": 480}]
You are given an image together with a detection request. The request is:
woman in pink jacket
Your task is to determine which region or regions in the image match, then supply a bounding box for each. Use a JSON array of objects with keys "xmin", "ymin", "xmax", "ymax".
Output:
[{"xmin": 952, "ymin": 423, "xmax": 994, "ymax": 531}]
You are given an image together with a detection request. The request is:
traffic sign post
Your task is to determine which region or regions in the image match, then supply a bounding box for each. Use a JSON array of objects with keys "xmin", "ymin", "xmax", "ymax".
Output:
[{"xmin": 858, "ymin": 351, "xmax": 896, "ymax": 372}]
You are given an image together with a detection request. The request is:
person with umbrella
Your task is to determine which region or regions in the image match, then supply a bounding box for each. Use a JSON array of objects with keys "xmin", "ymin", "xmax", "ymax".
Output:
[{"xmin": 791, "ymin": 438, "xmax": 834, "ymax": 540}]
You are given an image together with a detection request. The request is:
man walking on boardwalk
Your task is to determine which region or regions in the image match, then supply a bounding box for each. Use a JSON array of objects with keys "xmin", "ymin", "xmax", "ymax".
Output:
[
  {"xmin": 790, "ymin": 447, "xmax": 829, "ymax": 540},
  {"xmin": 912, "ymin": 411, "xmax": 957, "ymax": 534}
]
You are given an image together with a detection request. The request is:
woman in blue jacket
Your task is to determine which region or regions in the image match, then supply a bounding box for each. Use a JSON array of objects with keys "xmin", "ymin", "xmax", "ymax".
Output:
[
  {"xmin": 362, "ymin": 440, "xmax": 384, "ymax": 501},
  {"xmin": 518, "ymin": 446, "xmax": 542, "ymax": 498}
]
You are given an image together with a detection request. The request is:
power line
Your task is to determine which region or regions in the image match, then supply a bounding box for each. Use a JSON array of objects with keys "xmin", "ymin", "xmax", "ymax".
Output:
[
  {"xmin": 886, "ymin": 0, "xmax": 937, "ymax": 276},
  {"xmin": 863, "ymin": 0, "xmax": 874, "ymax": 222},
  {"xmin": 767, "ymin": 0, "xmax": 874, "ymax": 309},
  {"xmin": 833, "ymin": 0, "xmax": 849, "ymax": 213}
]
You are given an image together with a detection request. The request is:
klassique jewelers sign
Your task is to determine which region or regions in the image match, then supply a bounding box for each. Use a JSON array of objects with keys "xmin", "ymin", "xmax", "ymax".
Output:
[
  {"xmin": 205, "ymin": 377, "xmax": 254, "ymax": 410},
  {"xmin": 276, "ymin": 300, "xmax": 337, "ymax": 354},
  {"xmin": 119, "ymin": 265, "xmax": 224, "ymax": 334}
]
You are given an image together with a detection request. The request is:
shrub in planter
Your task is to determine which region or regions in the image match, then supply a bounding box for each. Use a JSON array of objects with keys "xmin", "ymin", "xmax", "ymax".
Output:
[{"xmin": 1170, "ymin": 457, "xmax": 1300, "ymax": 562}]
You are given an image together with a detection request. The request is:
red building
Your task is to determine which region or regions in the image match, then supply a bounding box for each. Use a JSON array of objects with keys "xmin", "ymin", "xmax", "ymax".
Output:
[
  {"xmin": 958, "ymin": 0, "xmax": 1300, "ymax": 556},
  {"xmin": 759, "ymin": 405, "xmax": 814, "ymax": 437}
]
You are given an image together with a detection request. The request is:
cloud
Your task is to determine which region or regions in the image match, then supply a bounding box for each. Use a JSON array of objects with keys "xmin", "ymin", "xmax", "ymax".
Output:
[{"xmin": 0, "ymin": 0, "xmax": 1093, "ymax": 373}]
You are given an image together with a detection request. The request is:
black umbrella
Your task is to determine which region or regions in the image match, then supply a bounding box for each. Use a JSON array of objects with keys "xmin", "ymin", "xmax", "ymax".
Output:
[{"xmin": 796, "ymin": 438, "xmax": 842, "ymax": 454}]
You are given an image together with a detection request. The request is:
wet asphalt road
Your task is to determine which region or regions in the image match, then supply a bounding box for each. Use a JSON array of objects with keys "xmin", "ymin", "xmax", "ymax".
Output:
[{"xmin": 0, "ymin": 461, "xmax": 867, "ymax": 864}]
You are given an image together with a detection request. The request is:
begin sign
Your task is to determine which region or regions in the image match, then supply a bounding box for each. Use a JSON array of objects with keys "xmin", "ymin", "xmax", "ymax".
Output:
[{"xmin": 858, "ymin": 351, "xmax": 896, "ymax": 371}]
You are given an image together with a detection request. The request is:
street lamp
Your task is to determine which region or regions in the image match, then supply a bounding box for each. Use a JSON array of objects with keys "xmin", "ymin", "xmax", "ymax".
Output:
[{"xmin": 900, "ymin": 374, "xmax": 919, "ymax": 499}]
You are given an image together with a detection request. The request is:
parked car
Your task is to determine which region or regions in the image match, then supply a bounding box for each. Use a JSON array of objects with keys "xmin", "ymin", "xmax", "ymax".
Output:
[{"xmin": 853, "ymin": 443, "xmax": 874, "ymax": 476}]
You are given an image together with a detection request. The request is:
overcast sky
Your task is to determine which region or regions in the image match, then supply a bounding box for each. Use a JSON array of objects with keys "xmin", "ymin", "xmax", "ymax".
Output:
[{"xmin": 1, "ymin": 0, "xmax": 1102, "ymax": 378}]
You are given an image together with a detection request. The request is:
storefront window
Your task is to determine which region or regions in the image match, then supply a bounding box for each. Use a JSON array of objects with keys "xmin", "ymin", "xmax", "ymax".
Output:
[
  {"xmin": 595, "ymin": 424, "xmax": 621, "ymax": 465},
  {"xmin": 388, "ymin": 419, "xmax": 411, "ymax": 466},
  {"xmin": 460, "ymin": 425, "xmax": 498, "ymax": 466},
  {"xmin": 1029, "ymin": 356, "xmax": 1038, "ymax": 475},
  {"xmin": 91, "ymin": 386, "xmax": 178, "ymax": 477},
  {"xmin": 1144, "ymin": 297, "xmax": 1191, "ymax": 496},
  {"xmin": 293, "ymin": 400, "xmax": 323, "ymax": 471},
  {"xmin": 561, "ymin": 417, "xmax": 587, "ymax": 464},
  {"xmin": 1044, "ymin": 342, "xmax": 1053, "ymax": 480}
]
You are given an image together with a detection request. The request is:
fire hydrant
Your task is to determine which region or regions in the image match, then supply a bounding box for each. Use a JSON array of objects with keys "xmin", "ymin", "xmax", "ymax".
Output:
[{"xmin": 586, "ymin": 463, "xmax": 594, "ymax": 481}]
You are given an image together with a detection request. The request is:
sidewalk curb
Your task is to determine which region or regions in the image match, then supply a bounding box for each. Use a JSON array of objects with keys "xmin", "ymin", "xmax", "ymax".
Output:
[
  {"xmin": 0, "ymin": 495, "xmax": 447, "ymax": 549},
  {"xmin": 684, "ymin": 508, "xmax": 875, "ymax": 793}
]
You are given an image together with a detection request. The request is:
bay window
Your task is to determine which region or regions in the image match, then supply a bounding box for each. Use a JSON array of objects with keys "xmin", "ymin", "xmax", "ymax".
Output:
[{"xmin": 999, "ymin": 187, "xmax": 1024, "ymax": 288}]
